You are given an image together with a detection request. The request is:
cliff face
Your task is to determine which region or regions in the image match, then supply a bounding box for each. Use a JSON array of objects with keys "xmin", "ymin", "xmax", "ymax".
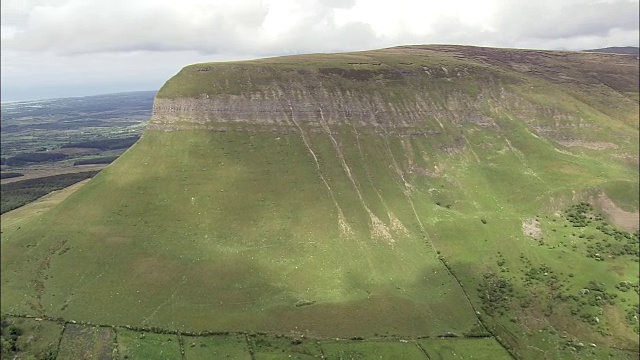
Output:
[
  {"xmin": 149, "ymin": 55, "xmax": 505, "ymax": 133},
  {"xmin": 149, "ymin": 88, "xmax": 498, "ymax": 133}
]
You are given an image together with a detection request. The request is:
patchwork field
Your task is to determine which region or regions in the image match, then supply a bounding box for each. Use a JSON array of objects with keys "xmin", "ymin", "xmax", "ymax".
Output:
[{"xmin": 2, "ymin": 315, "xmax": 519, "ymax": 359}]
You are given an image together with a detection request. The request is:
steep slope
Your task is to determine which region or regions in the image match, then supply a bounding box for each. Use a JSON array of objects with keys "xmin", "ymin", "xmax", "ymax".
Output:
[{"xmin": 2, "ymin": 45, "xmax": 638, "ymax": 358}]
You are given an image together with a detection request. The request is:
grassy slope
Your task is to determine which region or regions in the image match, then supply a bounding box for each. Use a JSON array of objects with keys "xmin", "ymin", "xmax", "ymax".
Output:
[
  {"xmin": 1, "ymin": 45, "xmax": 638, "ymax": 358},
  {"xmin": 1, "ymin": 129, "xmax": 478, "ymax": 337}
]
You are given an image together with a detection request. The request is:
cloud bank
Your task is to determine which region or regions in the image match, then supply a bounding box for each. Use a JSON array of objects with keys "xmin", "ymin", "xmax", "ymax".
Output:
[
  {"xmin": 1, "ymin": 0, "xmax": 638, "ymax": 100},
  {"xmin": 3, "ymin": 0, "xmax": 638, "ymax": 55}
]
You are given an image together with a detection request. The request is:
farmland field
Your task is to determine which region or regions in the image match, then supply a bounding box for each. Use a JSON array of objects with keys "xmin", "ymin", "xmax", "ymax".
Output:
[
  {"xmin": 0, "ymin": 91, "xmax": 153, "ymax": 215},
  {"xmin": 1, "ymin": 315, "xmax": 525, "ymax": 359}
]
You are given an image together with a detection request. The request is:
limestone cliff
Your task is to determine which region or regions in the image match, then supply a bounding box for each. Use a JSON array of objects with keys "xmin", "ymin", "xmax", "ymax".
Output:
[{"xmin": 148, "ymin": 45, "xmax": 639, "ymax": 154}]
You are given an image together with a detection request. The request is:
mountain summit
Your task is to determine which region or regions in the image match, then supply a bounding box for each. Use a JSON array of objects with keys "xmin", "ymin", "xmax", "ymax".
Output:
[{"xmin": 2, "ymin": 45, "xmax": 638, "ymax": 358}]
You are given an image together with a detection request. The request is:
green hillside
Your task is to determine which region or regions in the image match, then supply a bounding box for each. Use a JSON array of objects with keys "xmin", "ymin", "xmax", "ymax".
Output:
[{"xmin": 2, "ymin": 45, "xmax": 638, "ymax": 359}]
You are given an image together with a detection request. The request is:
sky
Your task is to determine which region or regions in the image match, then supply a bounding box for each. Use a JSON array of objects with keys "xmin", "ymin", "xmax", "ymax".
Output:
[{"xmin": 1, "ymin": 0, "xmax": 638, "ymax": 101}]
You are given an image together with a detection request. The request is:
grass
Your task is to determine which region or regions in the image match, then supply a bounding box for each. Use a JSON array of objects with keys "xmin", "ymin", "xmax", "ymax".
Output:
[
  {"xmin": 2, "ymin": 124, "xmax": 636, "ymax": 356},
  {"xmin": 601, "ymin": 180, "xmax": 640, "ymax": 212},
  {"xmin": 0, "ymin": 130, "xmax": 479, "ymax": 337},
  {"xmin": 183, "ymin": 334, "xmax": 251, "ymax": 359},
  {"xmin": 418, "ymin": 338, "xmax": 511, "ymax": 359},
  {"xmin": 320, "ymin": 340, "xmax": 427, "ymax": 359},
  {"xmin": 116, "ymin": 329, "xmax": 181, "ymax": 359}
]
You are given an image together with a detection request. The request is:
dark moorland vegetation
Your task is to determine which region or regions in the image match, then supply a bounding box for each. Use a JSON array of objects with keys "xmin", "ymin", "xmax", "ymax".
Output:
[
  {"xmin": 0, "ymin": 172, "xmax": 24, "ymax": 180},
  {"xmin": 61, "ymin": 136, "xmax": 140, "ymax": 151},
  {"xmin": 3, "ymin": 152, "xmax": 67, "ymax": 167},
  {"xmin": 0, "ymin": 171, "xmax": 99, "ymax": 214}
]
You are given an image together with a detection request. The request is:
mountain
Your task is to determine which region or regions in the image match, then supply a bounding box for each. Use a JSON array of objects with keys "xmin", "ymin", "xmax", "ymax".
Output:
[
  {"xmin": 1, "ymin": 45, "xmax": 638, "ymax": 359},
  {"xmin": 584, "ymin": 46, "xmax": 639, "ymax": 55}
]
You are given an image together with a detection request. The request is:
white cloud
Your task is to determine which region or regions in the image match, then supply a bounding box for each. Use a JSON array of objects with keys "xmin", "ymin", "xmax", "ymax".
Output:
[
  {"xmin": 1, "ymin": 0, "xmax": 638, "ymax": 100},
  {"xmin": 4, "ymin": 0, "xmax": 634, "ymax": 56}
]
